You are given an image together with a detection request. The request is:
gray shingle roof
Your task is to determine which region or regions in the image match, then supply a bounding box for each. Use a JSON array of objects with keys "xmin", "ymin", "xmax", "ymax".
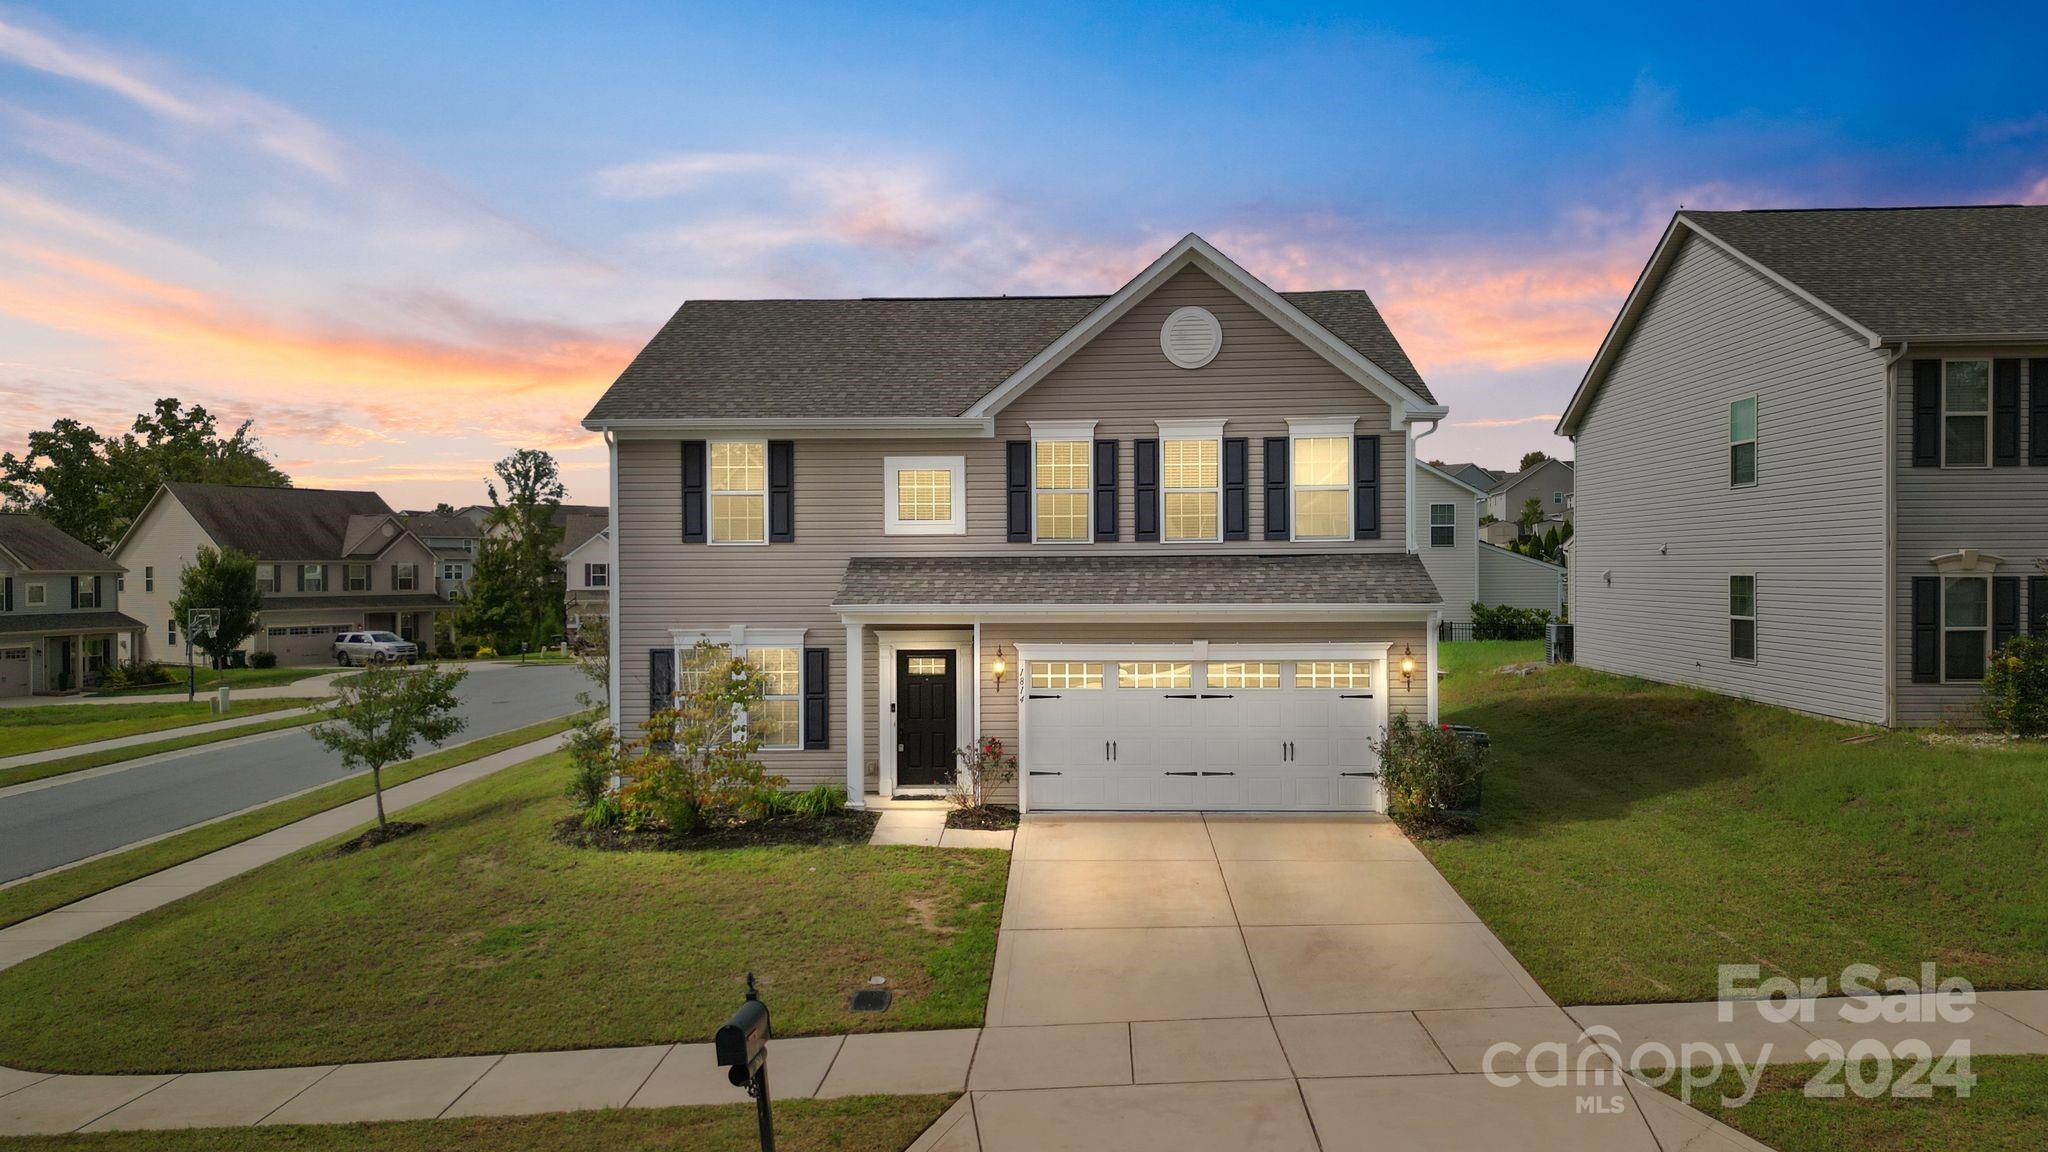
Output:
[
  {"xmin": 585, "ymin": 289, "xmax": 1433, "ymax": 424},
  {"xmin": 0, "ymin": 609, "xmax": 146, "ymax": 635},
  {"xmin": 0, "ymin": 514, "xmax": 120, "ymax": 573},
  {"xmin": 1684, "ymin": 206, "xmax": 2048, "ymax": 338},
  {"xmin": 834, "ymin": 553, "xmax": 1440, "ymax": 608},
  {"xmin": 165, "ymin": 483, "xmax": 398, "ymax": 562},
  {"xmin": 402, "ymin": 511, "xmax": 481, "ymax": 540},
  {"xmin": 262, "ymin": 594, "xmax": 451, "ymax": 613}
]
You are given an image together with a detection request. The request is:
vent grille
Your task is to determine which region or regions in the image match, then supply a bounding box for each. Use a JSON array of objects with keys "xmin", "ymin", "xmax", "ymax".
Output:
[{"xmin": 1160, "ymin": 306, "xmax": 1222, "ymax": 369}]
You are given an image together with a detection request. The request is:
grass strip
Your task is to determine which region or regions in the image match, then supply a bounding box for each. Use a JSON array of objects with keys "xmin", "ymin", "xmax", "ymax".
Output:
[
  {"xmin": 0, "ymin": 710, "xmax": 322, "ymax": 790},
  {"xmin": 0, "ymin": 697, "xmax": 312, "ymax": 757},
  {"xmin": 0, "ymin": 711, "xmax": 590, "ymax": 930},
  {"xmin": 1667, "ymin": 1055, "xmax": 2047, "ymax": 1152},
  {"xmin": 93, "ymin": 666, "xmax": 334, "ymax": 697}
]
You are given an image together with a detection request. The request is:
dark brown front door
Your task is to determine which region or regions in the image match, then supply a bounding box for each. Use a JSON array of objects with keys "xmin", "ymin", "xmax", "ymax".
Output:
[{"xmin": 896, "ymin": 650, "xmax": 957, "ymax": 788}]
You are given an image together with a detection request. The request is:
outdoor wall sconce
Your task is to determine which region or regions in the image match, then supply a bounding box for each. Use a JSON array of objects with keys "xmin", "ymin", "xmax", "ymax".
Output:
[
  {"xmin": 1399, "ymin": 645, "xmax": 1416, "ymax": 687},
  {"xmin": 991, "ymin": 645, "xmax": 1008, "ymax": 692}
]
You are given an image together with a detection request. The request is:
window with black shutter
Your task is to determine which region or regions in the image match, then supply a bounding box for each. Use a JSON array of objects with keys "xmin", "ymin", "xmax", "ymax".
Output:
[
  {"xmin": 680, "ymin": 440, "xmax": 707, "ymax": 542},
  {"xmin": 803, "ymin": 647, "xmax": 830, "ymax": 749},
  {"xmin": 1263, "ymin": 438, "xmax": 1289, "ymax": 540},
  {"xmin": 1910, "ymin": 576, "xmax": 1939, "ymax": 684},
  {"xmin": 1093, "ymin": 439, "xmax": 1120, "ymax": 541},
  {"xmin": 768, "ymin": 440, "xmax": 795, "ymax": 542},
  {"xmin": 1133, "ymin": 438, "xmax": 1160, "ymax": 541},
  {"xmin": 1005, "ymin": 441, "xmax": 1031, "ymax": 542},
  {"xmin": 1353, "ymin": 435, "xmax": 1381, "ymax": 540},
  {"xmin": 1222, "ymin": 437, "xmax": 1249, "ymax": 540}
]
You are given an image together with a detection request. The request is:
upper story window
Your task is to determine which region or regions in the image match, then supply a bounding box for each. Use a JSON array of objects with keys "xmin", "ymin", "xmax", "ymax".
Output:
[
  {"xmin": 585, "ymin": 562, "xmax": 610, "ymax": 588},
  {"xmin": 74, "ymin": 579, "xmax": 99, "ymax": 609},
  {"xmin": 346, "ymin": 564, "xmax": 370, "ymax": 592},
  {"xmin": 1291, "ymin": 435, "xmax": 1352, "ymax": 540},
  {"xmin": 1032, "ymin": 424, "xmax": 1093, "ymax": 543},
  {"xmin": 255, "ymin": 564, "xmax": 278, "ymax": 592},
  {"xmin": 1429, "ymin": 503, "xmax": 1456, "ymax": 547},
  {"xmin": 144, "ymin": 566, "xmax": 154, "ymax": 593},
  {"xmin": 394, "ymin": 564, "xmax": 419, "ymax": 591},
  {"xmin": 301, "ymin": 564, "xmax": 327, "ymax": 592},
  {"xmin": 1942, "ymin": 575, "xmax": 1990, "ymax": 681},
  {"xmin": 1730, "ymin": 396, "xmax": 1758, "ymax": 486},
  {"xmin": 1943, "ymin": 360, "xmax": 1991, "ymax": 468},
  {"xmin": 1159, "ymin": 422, "xmax": 1222, "ymax": 543},
  {"xmin": 26, "ymin": 583, "xmax": 46, "ymax": 607},
  {"xmin": 883, "ymin": 455, "xmax": 966, "ymax": 535},
  {"xmin": 710, "ymin": 440, "xmax": 767, "ymax": 544},
  {"xmin": 1729, "ymin": 574, "xmax": 1756, "ymax": 662}
]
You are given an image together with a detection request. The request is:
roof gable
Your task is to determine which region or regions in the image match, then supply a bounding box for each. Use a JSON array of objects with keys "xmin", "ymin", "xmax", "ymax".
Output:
[
  {"xmin": 1416, "ymin": 460, "xmax": 1489, "ymax": 496},
  {"xmin": 0, "ymin": 514, "xmax": 121, "ymax": 573},
  {"xmin": 157, "ymin": 483, "xmax": 405, "ymax": 561}
]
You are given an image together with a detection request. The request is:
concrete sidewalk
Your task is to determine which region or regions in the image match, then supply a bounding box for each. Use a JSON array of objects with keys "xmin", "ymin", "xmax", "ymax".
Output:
[
  {"xmin": 0, "ymin": 729, "xmax": 571, "ymax": 973},
  {"xmin": 0, "ymin": 671, "xmax": 347, "ymax": 710},
  {"xmin": 0, "ymin": 704, "xmax": 323, "ymax": 783}
]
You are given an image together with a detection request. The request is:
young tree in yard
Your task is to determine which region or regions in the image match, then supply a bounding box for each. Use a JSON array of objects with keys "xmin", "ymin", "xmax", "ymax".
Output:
[
  {"xmin": 310, "ymin": 665, "xmax": 468, "ymax": 832},
  {"xmin": 169, "ymin": 547, "xmax": 264, "ymax": 668},
  {"xmin": 1517, "ymin": 497, "xmax": 1543, "ymax": 537},
  {"xmin": 459, "ymin": 449, "xmax": 566, "ymax": 649}
]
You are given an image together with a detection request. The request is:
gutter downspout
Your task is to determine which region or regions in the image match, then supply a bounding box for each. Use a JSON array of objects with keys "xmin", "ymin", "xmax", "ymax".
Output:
[
  {"xmin": 1879, "ymin": 341, "xmax": 1908, "ymax": 727},
  {"xmin": 1407, "ymin": 418, "xmax": 1442, "ymax": 553},
  {"xmin": 605, "ymin": 429, "xmax": 620, "ymax": 734}
]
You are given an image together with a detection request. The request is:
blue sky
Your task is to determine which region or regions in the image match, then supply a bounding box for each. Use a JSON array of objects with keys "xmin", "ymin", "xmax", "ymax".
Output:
[{"xmin": 3, "ymin": 1, "xmax": 2045, "ymax": 504}]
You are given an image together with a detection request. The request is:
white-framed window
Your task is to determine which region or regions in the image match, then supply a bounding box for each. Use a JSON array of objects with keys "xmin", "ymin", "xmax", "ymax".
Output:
[
  {"xmin": 25, "ymin": 583, "xmax": 45, "ymax": 607},
  {"xmin": 144, "ymin": 566, "xmax": 154, "ymax": 593},
  {"xmin": 1288, "ymin": 419, "xmax": 1355, "ymax": 541},
  {"xmin": 1158, "ymin": 421, "xmax": 1223, "ymax": 543},
  {"xmin": 441, "ymin": 562, "xmax": 465, "ymax": 581},
  {"xmin": 1030, "ymin": 661, "xmax": 1102, "ymax": 689},
  {"xmin": 1942, "ymin": 360, "xmax": 1991, "ymax": 468},
  {"xmin": 585, "ymin": 562, "xmax": 609, "ymax": 588},
  {"xmin": 1297, "ymin": 661, "xmax": 1372, "ymax": 690},
  {"xmin": 1030, "ymin": 421, "xmax": 1095, "ymax": 543},
  {"xmin": 675, "ymin": 642, "xmax": 733, "ymax": 701},
  {"xmin": 882, "ymin": 455, "xmax": 966, "ymax": 536},
  {"xmin": 1429, "ymin": 503, "xmax": 1456, "ymax": 547},
  {"xmin": 747, "ymin": 645, "xmax": 801, "ymax": 749},
  {"xmin": 302, "ymin": 564, "xmax": 327, "ymax": 592},
  {"xmin": 74, "ymin": 579, "xmax": 98, "ymax": 609},
  {"xmin": 1552, "ymin": 490, "xmax": 1563, "ymax": 505},
  {"xmin": 1117, "ymin": 661, "xmax": 1191, "ymax": 689},
  {"xmin": 346, "ymin": 564, "xmax": 370, "ymax": 592},
  {"xmin": 1207, "ymin": 661, "xmax": 1281, "ymax": 689},
  {"xmin": 394, "ymin": 564, "xmax": 419, "ymax": 591},
  {"xmin": 1730, "ymin": 396, "xmax": 1758, "ymax": 487},
  {"xmin": 166, "ymin": 619, "xmax": 176, "ymax": 645},
  {"xmin": 709, "ymin": 440, "xmax": 768, "ymax": 544},
  {"xmin": 256, "ymin": 563, "xmax": 277, "ymax": 592},
  {"xmin": 1729, "ymin": 574, "xmax": 1756, "ymax": 662},
  {"xmin": 1941, "ymin": 575, "xmax": 1990, "ymax": 681}
]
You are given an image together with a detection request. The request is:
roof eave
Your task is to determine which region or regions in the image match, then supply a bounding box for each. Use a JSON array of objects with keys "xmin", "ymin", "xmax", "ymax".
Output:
[
  {"xmin": 585, "ymin": 416, "xmax": 995, "ymax": 438},
  {"xmin": 832, "ymin": 601, "xmax": 1444, "ymax": 621}
]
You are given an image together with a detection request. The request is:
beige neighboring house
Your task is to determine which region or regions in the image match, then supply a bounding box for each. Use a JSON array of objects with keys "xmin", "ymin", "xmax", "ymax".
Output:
[
  {"xmin": 563, "ymin": 523, "xmax": 610, "ymax": 641},
  {"xmin": 401, "ymin": 510, "xmax": 481, "ymax": 598},
  {"xmin": 585, "ymin": 233, "xmax": 1457, "ymax": 813},
  {"xmin": 1413, "ymin": 462, "xmax": 1567, "ymax": 625},
  {"xmin": 0, "ymin": 514, "xmax": 144, "ymax": 695},
  {"xmin": 1483, "ymin": 456, "xmax": 1574, "ymax": 526},
  {"xmin": 115, "ymin": 483, "xmax": 453, "ymax": 666}
]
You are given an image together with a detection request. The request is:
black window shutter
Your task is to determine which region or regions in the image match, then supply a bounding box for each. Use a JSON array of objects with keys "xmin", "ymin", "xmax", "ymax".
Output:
[
  {"xmin": 296, "ymin": 565, "xmax": 305, "ymax": 592},
  {"xmin": 767, "ymin": 440, "xmax": 795, "ymax": 542},
  {"xmin": 1006, "ymin": 441, "xmax": 1031, "ymax": 542},
  {"xmin": 2032, "ymin": 359, "xmax": 2048, "ymax": 465},
  {"xmin": 1994, "ymin": 359, "xmax": 2021, "ymax": 466},
  {"xmin": 681, "ymin": 441, "xmax": 707, "ymax": 543},
  {"xmin": 2030, "ymin": 575, "xmax": 2048, "ymax": 634},
  {"xmin": 1911, "ymin": 360, "xmax": 1940, "ymax": 468},
  {"xmin": 1910, "ymin": 576, "xmax": 1940, "ymax": 684},
  {"xmin": 649, "ymin": 648, "xmax": 676, "ymax": 715},
  {"xmin": 1222, "ymin": 437, "xmax": 1249, "ymax": 540},
  {"xmin": 1263, "ymin": 438, "xmax": 1290, "ymax": 540},
  {"xmin": 1093, "ymin": 439, "xmax": 1120, "ymax": 542},
  {"xmin": 70, "ymin": 576, "xmax": 78, "ymax": 609},
  {"xmin": 1994, "ymin": 576, "xmax": 2021, "ymax": 651},
  {"xmin": 3, "ymin": 576, "xmax": 11, "ymax": 612},
  {"xmin": 1353, "ymin": 435, "xmax": 1381, "ymax": 540},
  {"xmin": 93, "ymin": 575, "xmax": 102, "ymax": 604},
  {"xmin": 324, "ymin": 564, "xmax": 332, "ymax": 591},
  {"xmin": 802, "ymin": 647, "xmax": 830, "ymax": 750},
  {"xmin": 1133, "ymin": 438, "xmax": 1159, "ymax": 541}
]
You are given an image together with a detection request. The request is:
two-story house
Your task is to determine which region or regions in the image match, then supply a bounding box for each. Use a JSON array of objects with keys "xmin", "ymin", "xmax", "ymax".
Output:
[
  {"xmin": 1413, "ymin": 462, "xmax": 1567, "ymax": 625},
  {"xmin": 587, "ymin": 234, "xmax": 1454, "ymax": 812},
  {"xmin": 1481, "ymin": 456, "xmax": 1574, "ymax": 528},
  {"xmin": 0, "ymin": 515, "xmax": 143, "ymax": 695},
  {"xmin": 115, "ymin": 483, "xmax": 453, "ymax": 665},
  {"xmin": 562, "ymin": 523, "xmax": 610, "ymax": 643},
  {"xmin": 1560, "ymin": 204, "xmax": 2048, "ymax": 726},
  {"xmin": 401, "ymin": 510, "xmax": 481, "ymax": 597}
]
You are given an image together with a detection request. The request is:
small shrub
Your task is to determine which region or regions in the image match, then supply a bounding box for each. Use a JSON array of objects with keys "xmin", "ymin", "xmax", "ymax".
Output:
[
  {"xmin": 948, "ymin": 737, "xmax": 1018, "ymax": 810},
  {"xmin": 1982, "ymin": 636, "xmax": 2048, "ymax": 737},
  {"xmin": 475, "ymin": 646, "xmax": 498, "ymax": 659},
  {"xmin": 250, "ymin": 650, "xmax": 279, "ymax": 669},
  {"xmin": 1372, "ymin": 714, "xmax": 1487, "ymax": 833},
  {"xmin": 1470, "ymin": 603, "xmax": 1552, "ymax": 641},
  {"xmin": 787, "ymin": 784, "xmax": 847, "ymax": 818},
  {"xmin": 563, "ymin": 715, "xmax": 616, "ymax": 810},
  {"xmin": 581, "ymin": 793, "xmax": 623, "ymax": 831},
  {"xmin": 97, "ymin": 660, "xmax": 174, "ymax": 690}
]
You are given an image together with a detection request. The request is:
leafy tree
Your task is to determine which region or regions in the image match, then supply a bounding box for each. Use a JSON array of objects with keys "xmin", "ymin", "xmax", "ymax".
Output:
[
  {"xmin": 1517, "ymin": 497, "xmax": 1544, "ymax": 536},
  {"xmin": 1541, "ymin": 525, "xmax": 1561, "ymax": 558},
  {"xmin": 432, "ymin": 502, "xmax": 458, "ymax": 516},
  {"xmin": 0, "ymin": 400, "xmax": 288, "ymax": 549},
  {"xmin": 168, "ymin": 547, "xmax": 264, "ymax": 668},
  {"xmin": 459, "ymin": 449, "xmax": 567, "ymax": 649},
  {"xmin": 1518, "ymin": 450, "xmax": 1551, "ymax": 472},
  {"xmin": 309, "ymin": 665, "xmax": 468, "ymax": 831}
]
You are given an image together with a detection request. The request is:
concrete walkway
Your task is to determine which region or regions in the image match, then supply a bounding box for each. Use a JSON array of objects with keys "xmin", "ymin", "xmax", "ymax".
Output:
[
  {"xmin": 868, "ymin": 799, "xmax": 1016, "ymax": 849},
  {"xmin": 0, "ymin": 729, "xmax": 572, "ymax": 973}
]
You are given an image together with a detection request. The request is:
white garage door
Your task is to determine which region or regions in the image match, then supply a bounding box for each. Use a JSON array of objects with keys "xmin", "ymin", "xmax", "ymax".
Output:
[
  {"xmin": 0, "ymin": 647, "xmax": 29, "ymax": 697},
  {"xmin": 1022, "ymin": 652, "xmax": 1385, "ymax": 812}
]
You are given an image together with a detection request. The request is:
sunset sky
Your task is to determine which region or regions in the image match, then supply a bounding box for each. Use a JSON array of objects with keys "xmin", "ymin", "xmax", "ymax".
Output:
[{"xmin": 3, "ymin": 2, "xmax": 2044, "ymax": 508}]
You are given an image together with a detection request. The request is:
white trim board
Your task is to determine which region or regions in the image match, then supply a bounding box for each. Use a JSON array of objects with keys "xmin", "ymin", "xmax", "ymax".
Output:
[{"xmin": 876, "ymin": 630, "xmax": 975, "ymax": 799}]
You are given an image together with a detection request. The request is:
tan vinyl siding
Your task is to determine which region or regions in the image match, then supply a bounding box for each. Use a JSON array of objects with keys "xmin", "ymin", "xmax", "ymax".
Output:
[
  {"xmin": 1891, "ymin": 349, "xmax": 2048, "ymax": 726},
  {"xmin": 1477, "ymin": 544, "xmax": 1565, "ymax": 615},
  {"xmin": 111, "ymin": 495, "xmax": 215, "ymax": 662},
  {"xmin": 1570, "ymin": 233, "xmax": 1890, "ymax": 724},
  {"xmin": 1413, "ymin": 468, "xmax": 1478, "ymax": 623}
]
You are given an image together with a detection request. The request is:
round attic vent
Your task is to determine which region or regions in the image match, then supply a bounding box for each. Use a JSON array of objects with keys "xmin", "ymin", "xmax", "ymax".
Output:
[{"xmin": 1160, "ymin": 306, "xmax": 1222, "ymax": 369}]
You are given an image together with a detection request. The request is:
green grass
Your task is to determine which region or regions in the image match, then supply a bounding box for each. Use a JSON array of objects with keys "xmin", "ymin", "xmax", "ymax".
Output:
[
  {"xmin": 1668, "ymin": 1056, "xmax": 2048, "ymax": 1151},
  {"xmin": 0, "ymin": 697, "xmax": 313, "ymax": 757},
  {"xmin": 0, "ymin": 1094, "xmax": 953, "ymax": 1152},
  {"xmin": 1417, "ymin": 640, "xmax": 2048, "ymax": 1005},
  {"xmin": 0, "ymin": 710, "xmax": 323, "ymax": 789},
  {"xmin": 0, "ymin": 713, "xmax": 589, "ymax": 930},
  {"xmin": 0, "ymin": 751, "xmax": 1009, "ymax": 1074},
  {"xmin": 96, "ymin": 665, "xmax": 333, "ymax": 697}
]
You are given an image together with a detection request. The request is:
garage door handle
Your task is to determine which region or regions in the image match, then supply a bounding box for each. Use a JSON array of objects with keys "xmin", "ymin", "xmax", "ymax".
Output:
[
  {"xmin": 1028, "ymin": 693, "xmax": 1062, "ymax": 699},
  {"xmin": 1199, "ymin": 693, "xmax": 1233, "ymax": 699},
  {"xmin": 1164, "ymin": 771, "xmax": 1200, "ymax": 777},
  {"xmin": 1164, "ymin": 693, "xmax": 1200, "ymax": 699},
  {"xmin": 1339, "ymin": 693, "xmax": 1374, "ymax": 699},
  {"xmin": 1029, "ymin": 770, "xmax": 1062, "ymax": 776},
  {"xmin": 1201, "ymin": 771, "xmax": 1235, "ymax": 777},
  {"xmin": 1341, "ymin": 772, "xmax": 1379, "ymax": 778}
]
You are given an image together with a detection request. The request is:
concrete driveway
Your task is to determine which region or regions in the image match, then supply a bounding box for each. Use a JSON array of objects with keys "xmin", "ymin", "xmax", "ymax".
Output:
[{"xmin": 937, "ymin": 814, "xmax": 1766, "ymax": 1152}]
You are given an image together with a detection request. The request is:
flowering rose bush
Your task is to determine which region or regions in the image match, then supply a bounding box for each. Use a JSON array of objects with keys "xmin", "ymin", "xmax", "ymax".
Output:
[{"xmin": 949, "ymin": 736, "xmax": 1018, "ymax": 810}]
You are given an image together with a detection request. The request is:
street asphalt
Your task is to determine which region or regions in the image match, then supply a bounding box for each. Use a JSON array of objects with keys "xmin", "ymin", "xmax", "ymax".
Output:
[{"xmin": 0, "ymin": 662, "xmax": 587, "ymax": 884}]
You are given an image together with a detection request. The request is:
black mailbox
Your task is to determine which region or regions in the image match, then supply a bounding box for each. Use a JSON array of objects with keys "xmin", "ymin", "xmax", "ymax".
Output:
[{"xmin": 716, "ymin": 997, "xmax": 770, "ymax": 1087}]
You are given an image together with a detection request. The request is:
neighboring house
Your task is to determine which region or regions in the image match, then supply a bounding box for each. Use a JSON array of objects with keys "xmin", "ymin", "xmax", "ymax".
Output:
[
  {"xmin": 1483, "ymin": 457, "xmax": 1574, "ymax": 526},
  {"xmin": 1559, "ymin": 204, "xmax": 2048, "ymax": 726},
  {"xmin": 563, "ymin": 524, "xmax": 610, "ymax": 639},
  {"xmin": 1435, "ymin": 461, "xmax": 1502, "ymax": 490},
  {"xmin": 1414, "ymin": 462, "xmax": 1567, "ymax": 625},
  {"xmin": 115, "ymin": 483, "xmax": 454, "ymax": 666},
  {"xmin": 585, "ymin": 233, "xmax": 1454, "ymax": 813},
  {"xmin": 0, "ymin": 515, "xmax": 143, "ymax": 695},
  {"xmin": 401, "ymin": 511, "xmax": 481, "ymax": 597}
]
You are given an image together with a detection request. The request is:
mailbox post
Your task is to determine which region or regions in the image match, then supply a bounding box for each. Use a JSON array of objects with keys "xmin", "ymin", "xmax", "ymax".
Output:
[{"xmin": 715, "ymin": 974, "xmax": 774, "ymax": 1152}]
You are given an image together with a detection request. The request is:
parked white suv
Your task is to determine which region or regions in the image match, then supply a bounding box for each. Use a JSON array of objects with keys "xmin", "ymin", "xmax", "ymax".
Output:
[{"xmin": 333, "ymin": 631, "xmax": 418, "ymax": 666}]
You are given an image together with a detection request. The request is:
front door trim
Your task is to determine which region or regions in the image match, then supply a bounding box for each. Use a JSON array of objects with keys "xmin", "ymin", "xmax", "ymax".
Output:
[{"xmin": 877, "ymin": 630, "xmax": 975, "ymax": 798}]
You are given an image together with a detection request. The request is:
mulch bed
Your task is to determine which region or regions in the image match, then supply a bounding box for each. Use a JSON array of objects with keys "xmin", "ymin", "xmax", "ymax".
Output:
[
  {"xmin": 945, "ymin": 805, "xmax": 1020, "ymax": 831},
  {"xmin": 328, "ymin": 821, "xmax": 426, "ymax": 856},
  {"xmin": 554, "ymin": 809, "xmax": 881, "ymax": 851}
]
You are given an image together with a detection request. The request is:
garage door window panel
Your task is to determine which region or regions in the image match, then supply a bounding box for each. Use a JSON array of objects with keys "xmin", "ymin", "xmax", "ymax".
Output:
[
  {"xmin": 1031, "ymin": 661, "xmax": 1102, "ymax": 690},
  {"xmin": 1207, "ymin": 661, "xmax": 1280, "ymax": 689},
  {"xmin": 1117, "ymin": 661, "xmax": 1191, "ymax": 689},
  {"xmin": 1297, "ymin": 661, "xmax": 1372, "ymax": 690}
]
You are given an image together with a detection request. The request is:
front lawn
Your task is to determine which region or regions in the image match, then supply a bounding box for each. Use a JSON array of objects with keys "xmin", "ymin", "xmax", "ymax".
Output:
[
  {"xmin": 1420, "ymin": 641, "xmax": 2048, "ymax": 1004},
  {"xmin": 0, "ymin": 753, "xmax": 1009, "ymax": 1073},
  {"xmin": 95, "ymin": 665, "xmax": 332, "ymax": 697},
  {"xmin": 1671, "ymin": 1055, "xmax": 2047, "ymax": 1152},
  {"xmin": 0, "ymin": 1094, "xmax": 953, "ymax": 1152},
  {"xmin": 0, "ymin": 711, "xmax": 321, "ymax": 789},
  {"xmin": 0, "ymin": 697, "xmax": 312, "ymax": 757}
]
